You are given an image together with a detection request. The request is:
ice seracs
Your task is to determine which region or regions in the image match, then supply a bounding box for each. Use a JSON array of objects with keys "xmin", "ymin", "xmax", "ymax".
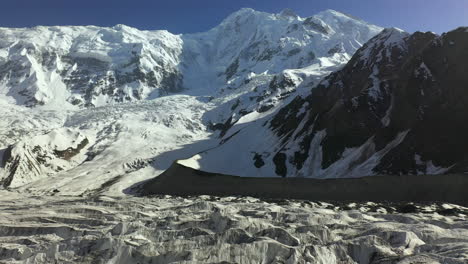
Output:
[{"xmin": 0, "ymin": 193, "xmax": 466, "ymax": 263}]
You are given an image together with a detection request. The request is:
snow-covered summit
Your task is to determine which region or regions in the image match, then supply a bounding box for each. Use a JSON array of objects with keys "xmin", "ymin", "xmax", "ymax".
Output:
[
  {"xmin": 316, "ymin": 9, "xmax": 362, "ymax": 21},
  {"xmin": 0, "ymin": 8, "xmax": 382, "ymax": 107},
  {"xmin": 368, "ymin": 27, "xmax": 410, "ymax": 47},
  {"xmin": 278, "ymin": 8, "xmax": 299, "ymax": 19}
]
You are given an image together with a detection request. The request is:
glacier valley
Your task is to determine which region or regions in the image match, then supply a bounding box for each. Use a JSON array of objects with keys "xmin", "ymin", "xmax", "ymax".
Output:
[{"xmin": 0, "ymin": 8, "xmax": 467, "ymax": 264}]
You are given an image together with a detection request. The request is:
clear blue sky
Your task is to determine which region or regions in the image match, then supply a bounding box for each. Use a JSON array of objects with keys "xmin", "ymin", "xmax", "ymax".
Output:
[{"xmin": 2, "ymin": 0, "xmax": 467, "ymax": 34}]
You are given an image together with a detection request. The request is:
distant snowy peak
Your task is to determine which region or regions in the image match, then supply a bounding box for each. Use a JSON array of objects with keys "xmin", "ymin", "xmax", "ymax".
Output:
[
  {"xmin": 278, "ymin": 8, "xmax": 299, "ymax": 19},
  {"xmin": 191, "ymin": 7, "xmax": 382, "ymax": 82},
  {"xmin": 316, "ymin": 9, "xmax": 367, "ymax": 25},
  {"xmin": 366, "ymin": 27, "xmax": 410, "ymax": 48},
  {"xmin": 214, "ymin": 7, "xmax": 382, "ymax": 41}
]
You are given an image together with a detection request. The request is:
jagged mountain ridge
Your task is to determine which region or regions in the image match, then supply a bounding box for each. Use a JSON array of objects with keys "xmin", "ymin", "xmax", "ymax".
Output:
[
  {"xmin": 189, "ymin": 27, "xmax": 468, "ymax": 178},
  {"xmin": 0, "ymin": 25, "xmax": 184, "ymax": 106},
  {"xmin": 0, "ymin": 8, "xmax": 381, "ymax": 107}
]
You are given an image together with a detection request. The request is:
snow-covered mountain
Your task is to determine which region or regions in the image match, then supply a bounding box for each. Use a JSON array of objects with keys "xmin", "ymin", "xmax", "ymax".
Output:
[
  {"xmin": 0, "ymin": 8, "xmax": 383, "ymax": 191},
  {"xmin": 190, "ymin": 26, "xmax": 468, "ymax": 178},
  {"xmin": 0, "ymin": 8, "xmax": 380, "ymax": 107},
  {"xmin": 0, "ymin": 25, "xmax": 184, "ymax": 107}
]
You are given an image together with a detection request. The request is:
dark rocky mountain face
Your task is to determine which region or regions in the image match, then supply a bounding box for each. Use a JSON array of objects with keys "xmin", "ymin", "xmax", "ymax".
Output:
[{"xmin": 269, "ymin": 27, "xmax": 468, "ymax": 176}]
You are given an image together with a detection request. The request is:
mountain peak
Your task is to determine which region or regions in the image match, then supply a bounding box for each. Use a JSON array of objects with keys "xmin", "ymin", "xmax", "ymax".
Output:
[
  {"xmin": 375, "ymin": 27, "xmax": 410, "ymax": 44},
  {"xmin": 320, "ymin": 9, "xmax": 346, "ymax": 16},
  {"xmin": 218, "ymin": 8, "xmax": 265, "ymax": 27},
  {"xmin": 381, "ymin": 27, "xmax": 406, "ymax": 34},
  {"xmin": 113, "ymin": 24, "xmax": 137, "ymax": 32},
  {"xmin": 315, "ymin": 9, "xmax": 372, "ymax": 26},
  {"xmin": 279, "ymin": 8, "xmax": 298, "ymax": 18},
  {"xmin": 227, "ymin": 8, "xmax": 258, "ymax": 18},
  {"xmin": 317, "ymin": 9, "xmax": 354, "ymax": 19}
]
